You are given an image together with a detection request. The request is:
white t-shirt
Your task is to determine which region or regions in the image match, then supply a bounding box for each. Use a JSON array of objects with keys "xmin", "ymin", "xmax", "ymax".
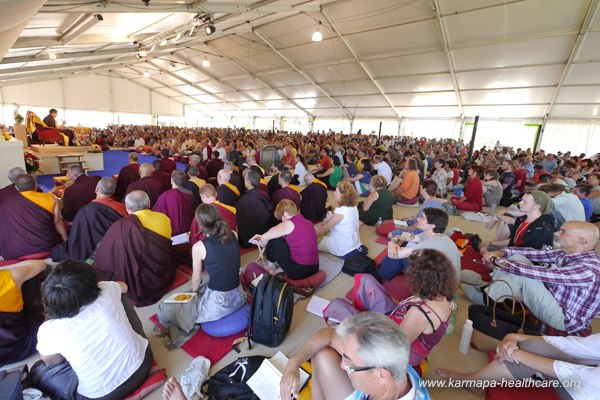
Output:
[
  {"xmin": 373, "ymin": 162, "xmax": 393, "ymax": 185},
  {"xmin": 325, "ymin": 206, "xmax": 361, "ymax": 257},
  {"xmin": 409, "ymin": 234, "xmax": 462, "ymax": 279},
  {"xmin": 37, "ymin": 282, "xmax": 148, "ymax": 398},
  {"xmin": 294, "ymin": 161, "xmax": 308, "ymax": 185}
]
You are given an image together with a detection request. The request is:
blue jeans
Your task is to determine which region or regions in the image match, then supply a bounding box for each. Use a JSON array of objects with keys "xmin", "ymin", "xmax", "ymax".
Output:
[{"xmin": 378, "ymin": 256, "xmax": 409, "ymax": 281}]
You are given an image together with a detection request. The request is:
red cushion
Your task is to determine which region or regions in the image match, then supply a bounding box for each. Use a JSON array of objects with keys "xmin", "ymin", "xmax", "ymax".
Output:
[
  {"xmin": 399, "ymin": 196, "xmax": 419, "ymax": 205},
  {"xmin": 122, "ymin": 360, "xmax": 166, "ymax": 400},
  {"xmin": 382, "ymin": 275, "xmax": 412, "ymax": 302},
  {"xmin": 18, "ymin": 252, "xmax": 51, "ymax": 261},
  {"xmin": 461, "ymin": 247, "xmax": 491, "ymax": 281},
  {"xmin": 242, "ymin": 262, "xmax": 268, "ymax": 286},
  {"xmin": 375, "ymin": 222, "xmax": 396, "ymax": 237},
  {"xmin": 283, "ymin": 270, "xmax": 326, "ymax": 288}
]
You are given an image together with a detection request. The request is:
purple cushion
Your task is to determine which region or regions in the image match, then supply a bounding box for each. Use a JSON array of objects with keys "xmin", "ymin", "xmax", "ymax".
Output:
[{"xmin": 201, "ymin": 304, "xmax": 251, "ymax": 337}]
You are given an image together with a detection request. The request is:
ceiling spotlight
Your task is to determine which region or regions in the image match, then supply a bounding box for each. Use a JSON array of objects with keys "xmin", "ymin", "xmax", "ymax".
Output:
[
  {"xmin": 143, "ymin": 71, "xmax": 150, "ymax": 78},
  {"xmin": 49, "ymin": 51, "xmax": 57, "ymax": 60},
  {"xmin": 160, "ymin": 39, "xmax": 168, "ymax": 46},
  {"xmin": 150, "ymin": 44, "xmax": 156, "ymax": 52},
  {"xmin": 174, "ymin": 32, "xmax": 182, "ymax": 42},
  {"xmin": 312, "ymin": 25, "xmax": 323, "ymax": 42},
  {"xmin": 205, "ymin": 22, "xmax": 216, "ymax": 35},
  {"xmin": 202, "ymin": 55, "xmax": 210, "ymax": 67},
  {"xmin": 139, "ymin": 49, "xmax": 147, "ymax": 57}
]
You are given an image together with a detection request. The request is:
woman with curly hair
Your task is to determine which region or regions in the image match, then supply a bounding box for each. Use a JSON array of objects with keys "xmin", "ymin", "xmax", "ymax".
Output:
[
  {"xmin": 316, "ymin": 181, "xmax": 365, "ymax": 258},
  {"xmin": 324, "ymin": 249, "xmax": 457, "ymax": 376}
]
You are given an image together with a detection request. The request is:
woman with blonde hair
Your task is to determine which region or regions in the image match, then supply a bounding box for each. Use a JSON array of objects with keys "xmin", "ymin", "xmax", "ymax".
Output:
[
  {"xmin": 358, "ymin": 175, "xmax": 394, "ymax": 225},
  {"xmin": 316, "ymin": 181, "xmax": 366, "ymax": 258},
  {"xmin": 256, "ymin": 199, "xmax": 319, "ymax": 279}
]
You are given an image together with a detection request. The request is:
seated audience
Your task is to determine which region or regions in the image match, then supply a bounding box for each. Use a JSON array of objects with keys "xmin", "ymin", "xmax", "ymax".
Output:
[
  {"xmin": 161, "ymin": 148, "xmax": 177, "ymax": 174},
  {"xmin": 294, "ymin": 154, "xmax": 309, "ymax": 185},
  {"xmin": 224, "ymin": 161, "xmax": 244, "ymax": 194},
  {"xmin": 313, "ymin": 148, "xmax": 334, "ymax": 188},
  {"xmin": 345, "ymin": 159, "xmax": 373, "ymax": 195},
  {"xmin": 587, "ymin": 173, "xmax": 600, "ymax": 218},
  {"xmin": 0, "ymin": 166, "xmax": 25, "ymax": 205},
  {"xmin": 316, "ymin": 181, "xmax": 364, "ymax": 258},
  {"xmin": 0, "ymin": 259, "xmax": 46, "ymax": 366},
  {"xmin": 93, "ymin": 191, "xmax": 176, "ymax": 307},
  {"xmin": 358, "ymin": 175, "xmax": 393, "ymax": 226},
  {"xmin": 158, "ymin": 204, "xmax": 246, "ymax": 341},
  {"xmin": 61, "ymin": 165, "xmax": 102, "ymax": 222},
  {"xmin": 482, "ymin": 169, "xmax": 503, "ymax": 207},
  {"xmin": 267, "ymin": 160, "xmax": 285, "ymax": 197},
  {"xmin": 373, "ymin": 154, "xmax": 393, "ymax": 184},
  {"xmin": 153, "ymin": 170, "xmax": 195, "ymax": 236},
  {"xmin": 393, "ymin": 157, "xmax": 420, "ymax": 203},
  {"xmin": 430, "ymin": 159, "xmax": 448, "ymax": 198},
  {"xmin": 125, "ymin": 163, "xmax": 164, "ymax": 207},
  {"xmin": 0, "ymin": 174, "xmax": 66, "ymax": 260},
  {"xmin": 271, "ymin": 170, "xmax": 301, "ymax": 210},
  {"xmin": 182, "ymin": 165, "xmax": 204, "ymax": 209},
  {"xmin": 237, "ymin": 170, "xmax": 273, "ymax": 248},
  {"xmin": 29, "ymin": 260, "xmax": 152, "ymax": 400},
  {"xmin": 327, "ymin": 249, "xmax": 456, "ymax": 374},
  {"xmin": 572, "ymin": 183, "xmax": 593, "ymax": 221},
  {"xmin": 512, "ymin": 158, "xmax": 527, "ymax": 195},
  {"xmin": 114, "ymin": 152, "xmax": 140, "ymax": 200},
  {"xmin": 206, "ymin": 150, "xmax": 225, "ymax": 181},
  {"xmin": 257, "ymin": 200, "xmax": 319, "ymax": 280},
  {"xmin": 539, "ymin": 183, "xmax": 585, "ymax": 227},
  {"xmin": 379, "ymin": 208, "xmax": 461, "ymax": 281},
  {"xmin": 450, "ymin": 165, "xmax": 483, "ymax": 211},
  {"xmin": 52, "ymin": 178, "xmax": 126, "ymax": 262},
  {"xmin": 279, "ymin": 312, "xmax": 430, "ymax": 400},
  {"xmin": 190, "ymin": 184, "xmax": 237, "ymax": 245},
  {"xmin": 464, "ymin": 221, "xmax": 600, "ymax": 336},
  {"xmin": 216, "ymin": 169, "xmax": 240, "ymax": 207},
  {"xmin": 150, "ymin": 159, "xmax": 172, "ymax": 193},
  {"xmin": 499, "ymin": 160, "xmax": 515, "ymax": 206},
  {"xmin": 300, "ymin": 172, "xmax": 328, "ymax": 222},
  {"xmin": 438, "ymin": 332, "xmax": 599, "ymax": 399}
]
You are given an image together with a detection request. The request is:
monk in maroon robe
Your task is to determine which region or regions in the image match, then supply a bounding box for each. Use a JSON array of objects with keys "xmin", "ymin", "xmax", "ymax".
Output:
[
  {"xmin": 151, "ymin": 159, "xmax": 172, "ymax": 193},
  {"xmin": 125, "ymin": 163, "xmax": 164, "ymax": 207},
  {"xmin": 61, "ymin": 165, "xmax": 102, "ymax": 222},
  {"xmin": 271, "ymin": 170, "xmax": 301, "ymax": 210},
  {"xmin": 161, "ymin": 148, "xmax": 177, "ymax": 174},
  {"xmin": 114, "ymin": 152, "xmax": 140, "ymax": 200},
  {"xmin": 206, "ymin": 151, "xmax": 225, "ymax": 181},
  {"xmin": 190, "ymin": 184, "xmax": 237, "ymax": 245},
  {"xmin": 93, "ymin": 190, "xmax": 176, "ymax": 307},
  {"xmin": 300, "ymin": 173, "xmax": 328, "ymax": 222},
  {"xmin": 0, "ymin": 167, "xmax": 26, "ymax": 206},
  {"xmin": 216, "ymin": 169, "xmax": 240, "ymax": 207},
  {"xmin": 52, "ymin": 179, "xmax": 125, "ymax": 262},
  {"xmin": 0, "ymin": 174, "xmax": 67, "ymax": 260},
  {"xmin": 153, "ymin": 171, "xmax": 195, "ymax": 236}
]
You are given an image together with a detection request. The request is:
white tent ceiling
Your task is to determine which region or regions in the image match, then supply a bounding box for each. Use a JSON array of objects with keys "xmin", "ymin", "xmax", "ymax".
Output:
[{"xmin": 1, "ymin": 0, "xmax": 599, "ymax": 120}]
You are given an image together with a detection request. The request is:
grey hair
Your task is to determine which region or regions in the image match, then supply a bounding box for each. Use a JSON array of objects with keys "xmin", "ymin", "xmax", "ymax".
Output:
[
  {"xmin": 139, "ymin": 163, "xmax": 153, "ymax": 178},
  {"xmin": 96, "ymin": 178, "xmax": 116, "ymax": 195},
  {"xmin": 187, "ymin": 166, "xmax": 199, "ymax": 177},
  {"xmin": 279, "ymin": 169, "xmax": 292, "ymax": 184},
  {"xmin": 336, "ymin": 312, "xmax": 409, "ymax": 385},
  {"xmin": 8, "ymin": 167, "xmax": 26, "ymax": 183},
  {"xmin": 68, "ymin": 164, "xmax": 84, "ymax": 175},
  {"xmin": 224, "ymin": 161, "xmax": 234, "ymax": 171},
  {"xmin": 125, "ymin": 190, "xmax": 150, "ymax": 212},
  {"xmin": 304, "ymin": 172, "xmax": 315, "ymax": 185},
  {"xmin": 189, "ymin": 155, "xmax": 201, "ymax": 164}
]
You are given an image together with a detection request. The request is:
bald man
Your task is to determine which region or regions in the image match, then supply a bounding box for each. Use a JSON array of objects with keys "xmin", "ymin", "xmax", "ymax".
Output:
[
  {"xmin": 216, "ymin": 169, "xmax": 239, "ymax": 207},
  {"xmin": 125, "ymin": 163, "xmax": 164, "ymax": 207},
  {"xmin": 474, "ymin": 221, "xmax": 600, "ymax": 336},
  {"xmin": 114, "ymin": 152, "xmax": 140, "ymax": 200},
  {"xmin": 61, "ymin": 165, "xmax": 101, "ymax": 222},
  {"xmin": 0, "ymin": 166, "xmax": 26, "ymax": 205}
]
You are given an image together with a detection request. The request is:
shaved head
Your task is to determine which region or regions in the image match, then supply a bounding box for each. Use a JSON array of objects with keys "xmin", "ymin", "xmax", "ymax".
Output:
[
  {"xmin": 557, "ymin": 221, "xmax": 600, "ymax": 252},
  {"xmin": 139, "ymin": 163, "xmax": 153, "ymax": 178}
]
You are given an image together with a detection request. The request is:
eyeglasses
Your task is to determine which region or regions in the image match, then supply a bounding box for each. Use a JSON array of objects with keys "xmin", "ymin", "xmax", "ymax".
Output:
[
  {"xmin": 341, "ymin": 354, "xmax": 376, "ymax": 374},
  {"xmin": 556, "ymin": 229, "xmax": 588, "ymax": 242}
]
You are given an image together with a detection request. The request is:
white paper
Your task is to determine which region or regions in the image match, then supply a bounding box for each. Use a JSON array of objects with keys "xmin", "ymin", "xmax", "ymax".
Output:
[
  {"xmin": 247, "ymin": 351, "xmax": 310, "ymax": 400},
  {"xmin": 394, "ymin": 219, "xmax": 408, "ymax": 227},
  {"xmin": 306, "ymin": 295, "xmax": 330, "ymax": 318},
  {"xmin": 171, "ymin": 232, "xmax": 190, "ymax": 245}
]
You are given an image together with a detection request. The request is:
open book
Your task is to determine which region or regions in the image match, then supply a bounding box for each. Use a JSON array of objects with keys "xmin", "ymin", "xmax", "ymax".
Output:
[{"xmin": 246, "ymin": 351, "xmax": 310, "ymax": 400}]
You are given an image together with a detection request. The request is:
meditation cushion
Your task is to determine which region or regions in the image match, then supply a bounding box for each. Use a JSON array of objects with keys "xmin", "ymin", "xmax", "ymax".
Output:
[
  {"xmin": 242, "ymin": 262, "xmax": 269, "ymax": 286},
  {"xmin": 399, "ymin": 196, "xmax": 419, "ymax": 205},
  {"xmin": 282, "ymin": 270, "xmax": 326, "ymax": 288},
  {"xmin": 18, "ymin": 252, "xmax": 51, "ymax": 261},
  {"xmin": 375, "ymin": 221, "xmax": 396, "ymax": 237},
  {"xmin": 123, "ymin": 360, "xmax": 166, "ymax": 400},
  {"xmin": 382, "ymin": 275, "xmax": 412, "ymax": 303},
  {"xmin": 201, "ymin": 304, "xmax": 251, "ymax": 338}
]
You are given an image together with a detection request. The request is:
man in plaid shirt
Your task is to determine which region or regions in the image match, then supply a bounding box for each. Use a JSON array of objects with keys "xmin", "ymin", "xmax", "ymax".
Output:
[{"xmin": 481, "ymin": 221, "xmax": 600, "ymax": 335}]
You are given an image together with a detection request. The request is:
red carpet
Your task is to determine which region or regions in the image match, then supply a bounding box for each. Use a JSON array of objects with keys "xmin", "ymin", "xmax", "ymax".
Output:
[
  {"xmin": 167, "ymin": 269, "xmax": 190, "ymax": 291},
  {"xmin": 375, "ymin": 236, "xmax": 388, "ymax": 245},
  {"xmin": 177, "ymin": 264, "xmax": 193, "ymax": 275},
  {"xmin": 373, "ymin": 249, "xmax": 387, "ymax": 265},
  {"xmin": 149, "ymin": 315, "xmax": 244, "ymax": 364}
]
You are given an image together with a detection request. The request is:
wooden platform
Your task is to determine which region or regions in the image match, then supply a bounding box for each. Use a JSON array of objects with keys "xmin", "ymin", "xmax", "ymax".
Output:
[
  {"xmin": 30, "ymin": 144, "xmax": 90, "ymax": 154},
  {"xmin": 31, "ymin": 148, "xmax": 104, "ymax": 174}
]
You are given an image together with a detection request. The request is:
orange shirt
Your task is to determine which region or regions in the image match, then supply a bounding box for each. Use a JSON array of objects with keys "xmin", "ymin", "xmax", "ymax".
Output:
[
  {"xmin": 396, "ymin": 170, "xmax": 420, "ymax": 199},
  {"xmin": 0, "ymin": 270, "xmax": 23, "ymax": 313}
]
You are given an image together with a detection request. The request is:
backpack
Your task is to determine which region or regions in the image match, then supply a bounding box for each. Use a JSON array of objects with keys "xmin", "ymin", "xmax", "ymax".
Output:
[
  {"xmin": 247, "ymin": 275, "xmax": 293, "ymax": 348},
  {"xmin": 342, "ymin": 253, "xmax": 382, "ymax": 282},
  {"xmin": 203, "ymin": 356, "xmax": 264, "ymax": 400}
]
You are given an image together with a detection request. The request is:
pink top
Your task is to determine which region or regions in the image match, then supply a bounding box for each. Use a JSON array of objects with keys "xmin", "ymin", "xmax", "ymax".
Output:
[{"xmin": 285, "ymin": 214, "xmax": 319, "ymax": 266}]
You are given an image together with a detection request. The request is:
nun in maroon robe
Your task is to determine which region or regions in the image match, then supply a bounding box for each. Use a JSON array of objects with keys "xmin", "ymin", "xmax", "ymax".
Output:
[
  {"xmin": 92, "ymin": 214, "xmax": 176, "ymax": 307},
  {"xmin": 153, "ymin": 188, "xmax": 195, "ymax": 236},
  {"xmin": 125, "ymin": 176, "xmax": 163, "ymax": 207},
  {"xmin": 114, "ymin": 162, "xmax": 140, "ymax": 200}
]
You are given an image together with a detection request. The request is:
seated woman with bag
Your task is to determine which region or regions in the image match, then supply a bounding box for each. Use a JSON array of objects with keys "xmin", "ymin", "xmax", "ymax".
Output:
[
  {"xmin": 158, "ymin": 203, "xmax": 246, "ymax": 344},
  {"xmin": 256, "ymin": 199, "xmax": 319, "ymax": 280},
  {"xmin": 30, "ymin": 260, "xmax": 152, "ymax": 400},
  {"xmin": 324, "ymin": 249, "xmax": 457, "ymax": 376}
]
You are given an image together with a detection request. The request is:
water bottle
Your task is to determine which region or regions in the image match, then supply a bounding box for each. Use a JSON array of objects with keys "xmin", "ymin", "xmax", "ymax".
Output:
[
  {"xmin": 376, "ymin": 217, "xmax": 383, "ymax": 226},
  {"xmin": 490, "ymin": 201, "xmax": 497, "ymax": 216},
  {"xmin": 459, "ymin": 319, "xmax": 473, "ymax": 355},
  {"xmin": 445, "ymin": 298, "xmax": 458, "ymax": 336}
]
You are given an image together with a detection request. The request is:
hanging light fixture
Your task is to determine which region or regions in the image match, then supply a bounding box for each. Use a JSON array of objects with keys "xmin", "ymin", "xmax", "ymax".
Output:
[
  {"xmin": 173, "ymin": 32, "xmax": 182, "ymax": 42},
  {"xmin": 202, "ymin": 54, "xmax": 210, "ymax": 67},
  {"xmin": 139, "ymin": 49, "xmax": 147, "ymax": 57},
  {"xmin": 312, "ymin": 22, "xmax": 323, "ymax": 42},
  {"xmin": 143, "ymin": 71, "xmax": 150, "ymax": 78},
  {"xmin": 205, "ymin": 22, "xmax": 216, "ymax": 35},
  {"xmin": 48, "ymin": 51, "xmax": 57, "ymax": 60}
]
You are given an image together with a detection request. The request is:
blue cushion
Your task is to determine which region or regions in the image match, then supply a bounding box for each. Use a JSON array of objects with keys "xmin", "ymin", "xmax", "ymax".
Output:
[{"xmin": 201, "ymin": 303, "xmax": 251, "ymax": 337}]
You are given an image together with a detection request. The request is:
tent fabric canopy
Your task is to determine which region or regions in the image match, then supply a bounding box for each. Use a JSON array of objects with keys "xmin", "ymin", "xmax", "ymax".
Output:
[{"xmin": 1, "ymin": 0, "xmax": 599, "ymax": 121}]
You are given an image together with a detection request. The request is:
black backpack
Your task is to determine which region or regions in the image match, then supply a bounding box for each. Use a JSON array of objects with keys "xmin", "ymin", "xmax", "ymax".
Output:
[
  {"xmin": 204, "ymin": 356, "xmax": 264, "ymax": 400},
  {"xmin": 342, "ymin": 253, "xmax": 382, "ymax": 282},
  {"xmin": 247, "ymin": 275, "xmax": 293, "ymax": 348}
]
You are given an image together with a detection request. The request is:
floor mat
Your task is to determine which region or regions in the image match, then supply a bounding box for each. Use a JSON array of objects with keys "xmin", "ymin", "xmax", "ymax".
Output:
[
  {"xmin": 317, "ymin": 254, "xmax": 344, "ymax": 288},
  {"xmin": 373, "ymin": 249, "xmax": 387, "ymax": 265},
  {"xmin": 375, "ymin": 236, "xmax": 388, "ymax": 245},
  {"xmin": 149, "ymin": 315, "xmax": 244, "ymax": 364}
]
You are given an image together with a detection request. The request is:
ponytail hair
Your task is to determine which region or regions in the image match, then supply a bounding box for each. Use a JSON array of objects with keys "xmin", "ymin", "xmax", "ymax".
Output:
[{"xmin": 195, "ymin": 203, "xmax": 232, "ymax": 244}]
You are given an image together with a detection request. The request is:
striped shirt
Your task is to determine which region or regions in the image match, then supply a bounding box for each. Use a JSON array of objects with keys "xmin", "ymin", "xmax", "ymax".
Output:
[{"xmin": 498, "ymin": 248, "xmax": 600, "ymax": 333}]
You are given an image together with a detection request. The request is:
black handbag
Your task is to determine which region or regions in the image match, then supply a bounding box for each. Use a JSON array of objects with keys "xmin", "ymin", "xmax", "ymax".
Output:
[{"xmin": 468, "ymin": 280, "xmax": 540, "ymax": 351}]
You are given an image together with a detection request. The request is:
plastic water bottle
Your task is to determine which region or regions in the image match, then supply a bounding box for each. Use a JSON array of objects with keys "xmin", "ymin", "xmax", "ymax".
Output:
[
  {"xmin": 376, "ymin": 217, "xmax": 383, "ymax": 226},
  {"xmin": 459, "ymin": 319, "xmax": 473, "ymax": 355},
  {"xmin": 490, "ymin": 201, "xmax": 497, "ymax": 216},
  {"xmin": 445, "ymin": 298, "xmax": 458, "ymax": 336}
]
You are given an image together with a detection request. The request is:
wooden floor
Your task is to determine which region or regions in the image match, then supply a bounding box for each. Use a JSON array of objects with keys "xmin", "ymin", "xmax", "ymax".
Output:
[{"xmin": 7, "ymin": 192, "xmax": 599, "ymax": 399}]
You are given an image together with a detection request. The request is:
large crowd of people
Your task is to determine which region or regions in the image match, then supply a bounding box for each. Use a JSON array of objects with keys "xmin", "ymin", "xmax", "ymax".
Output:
[{"xmin": 1, "ymin": 125, "xmax": 600, "ymax": 400}]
